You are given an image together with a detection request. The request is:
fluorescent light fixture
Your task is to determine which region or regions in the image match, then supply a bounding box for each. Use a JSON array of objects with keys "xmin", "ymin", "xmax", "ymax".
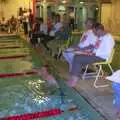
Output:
[
  {"xmin": 62, "ymin": 0, "xmax": 67, "ymax": 4},
  {"xmin": 80, "ymin": 1, "xmax": 84, "ymax": 4},
  {"xmin": 96, "ymin": 7, "xmax": 99, "ymax": 10}
]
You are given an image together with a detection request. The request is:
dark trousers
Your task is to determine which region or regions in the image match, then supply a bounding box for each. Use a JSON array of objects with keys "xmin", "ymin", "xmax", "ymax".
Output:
[
  {"xmin": 31, "ymin": 32, "xmax": 45, "ymax": 46},
  {"xmin": 71, "ymin": 55, "xmax": 105, "ymax": 76},
  {"xmin": 23, "ymin": 22, "xmax": 28, "ymax": 35},
  {"xmin": 40, "ymin": 35, "xmax": 54, "ymax": 51}
]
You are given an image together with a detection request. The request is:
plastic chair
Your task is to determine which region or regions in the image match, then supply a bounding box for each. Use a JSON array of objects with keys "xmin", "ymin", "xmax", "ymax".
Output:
[
  {"xmin": 57, "ymin": 36, "xmax": 73, "ymax": 59},
  {"xmin": 82, "ymin": 48, "xmax": 115, "ymax": 88}
]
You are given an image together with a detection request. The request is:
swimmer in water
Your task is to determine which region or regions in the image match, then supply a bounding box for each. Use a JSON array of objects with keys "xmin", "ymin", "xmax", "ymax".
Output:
[{"xmin": 32, "ymin": 65, "xmax": 59, "ymax": 88}]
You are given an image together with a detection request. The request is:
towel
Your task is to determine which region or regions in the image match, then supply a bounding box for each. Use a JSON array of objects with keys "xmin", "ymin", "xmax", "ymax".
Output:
[{"xmin": 106, "ymin": 70, "xmax": 120, "ymax": 83}]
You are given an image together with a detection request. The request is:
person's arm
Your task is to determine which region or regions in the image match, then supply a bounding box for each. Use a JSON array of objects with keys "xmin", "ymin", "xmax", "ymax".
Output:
[
  {"xmin": 32, "ymin": 68, "xmax": 41, "ymax": 75},
  {"xmin": 74, "ymin": 50, "xmax": 94, "ymax": 56}
]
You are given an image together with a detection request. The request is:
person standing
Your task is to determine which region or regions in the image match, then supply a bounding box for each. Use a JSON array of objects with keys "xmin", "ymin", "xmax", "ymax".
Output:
[{"xmin": 23, "ymin": 8, "xmax": 29, "ymax": 35}]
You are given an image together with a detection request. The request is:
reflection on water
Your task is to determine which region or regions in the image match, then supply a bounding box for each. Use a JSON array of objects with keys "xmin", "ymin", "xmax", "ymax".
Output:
[{"xmin": 0, "ymin": 79, "xmax": 80, "ymax": 119}]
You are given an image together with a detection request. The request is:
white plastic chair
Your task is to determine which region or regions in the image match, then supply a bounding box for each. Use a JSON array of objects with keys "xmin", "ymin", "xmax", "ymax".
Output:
[{"xmin": 82, "ymin": 49, "xmax": 115, "ymax": 88}]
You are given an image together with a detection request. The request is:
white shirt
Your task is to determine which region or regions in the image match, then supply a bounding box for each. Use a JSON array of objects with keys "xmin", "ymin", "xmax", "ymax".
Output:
[
  {"xmin": 95, "ymin": 33, "xmax": 115, "ymax": 60},
  {"xmin": 78, "ymin": 30, "xmax": 97, "ymax": 48},
  {"xmin": 54, "ymin": 22, "xmax": 62, "ymax": 33},
  {"xmin": 23, "ymin": 12, "xmax": 29, "ymax": 23},
  {"xmin": 49, "ymin": 22, "xmax": 62, "ymax": 36},
  {"xmin": 40, "ymin": 23, "xmax": 48, "ymax": 35}
]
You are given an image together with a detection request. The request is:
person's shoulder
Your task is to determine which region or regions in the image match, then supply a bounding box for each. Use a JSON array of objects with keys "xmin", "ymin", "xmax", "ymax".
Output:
[
  {"xmin": 84, "ymin": 29, "xmax": 92, "ymax": 34},
  {"xmin": 104, "ymin": 33, "xmax": 114, "ymax": 40}
]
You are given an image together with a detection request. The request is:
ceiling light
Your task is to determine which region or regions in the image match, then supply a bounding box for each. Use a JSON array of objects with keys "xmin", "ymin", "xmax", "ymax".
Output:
[
  {"xmin": 80, "ymin": 1, "xmax": 84, "ymax": 4},
  {"xmin": 96, "ymin": 7, "xmax": 99, "ymax": 10},
  {"xmin": 62, "ymin": 0, "xmax": 67, "ymax": 4}
]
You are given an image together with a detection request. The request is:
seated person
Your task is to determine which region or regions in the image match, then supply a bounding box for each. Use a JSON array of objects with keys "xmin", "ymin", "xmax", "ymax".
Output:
[
  {"xmin": 47, "ymin": 17, "xmax": 53, "ymax": 34},
  {"xmin": 47, "ymin": 22, "xmax": 71, "ymax": 57},
  {"xmin": 32, "ymin": 65, "xmax": 59, "ymax": 88},
  {"xmin": 66, "ymin": 23, "xmax": 115, "ymax": 88},
  {"xmin": 41, "ymin": 14, "xmax": 62, "ymax": 51},
  {"xmin": 9, "ymin": 16, "xmax": 17, "ymax": 33},
  {"xmin": 0, "ymin": 17, "xmax": 8, "ymax": 31},
  {"xmin": 39, "ymin": 18, "xmax": 48, "ymax": 35},
  {"xmin": 63, "ymin": 18, "xmax": 97, "ymax": 70},
  {"xmin": 49, "ymin": 14, "xmax": 62, "ymax": 37},
  {"xmin": 31, "ymin": 17, "xmax": 48, "ymax": 48}
]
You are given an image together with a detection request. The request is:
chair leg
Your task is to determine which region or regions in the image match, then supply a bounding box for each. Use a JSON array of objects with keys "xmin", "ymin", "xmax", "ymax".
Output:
[
  {"xmin": 82, "ymin": 64, "xmax": 89, "ymax": 80},
  {"xmin": 57, "ymin": 49, "xmax": 62, "ymax": 59},
  {"xmin": 108, "ymin": 64, "xmax": 114, "ymax": 74},
  {"xmin": 94, "ymin": 65, "xmax": 109, "ymax": 88}
]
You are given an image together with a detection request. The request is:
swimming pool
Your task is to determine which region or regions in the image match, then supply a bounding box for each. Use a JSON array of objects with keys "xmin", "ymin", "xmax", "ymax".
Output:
[{"xmin": 0, "ymin": 35, "xmax": 105, "ymax": 120}]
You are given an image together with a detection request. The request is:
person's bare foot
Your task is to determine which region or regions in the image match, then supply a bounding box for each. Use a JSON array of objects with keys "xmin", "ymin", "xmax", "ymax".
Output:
[{"xmin": 66, "ymin": 76, "xmax": 79, "ymax": 88}]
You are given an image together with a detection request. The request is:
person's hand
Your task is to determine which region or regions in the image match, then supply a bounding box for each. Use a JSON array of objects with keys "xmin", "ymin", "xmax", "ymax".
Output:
[
  {"xmin": 74, "ymin": 47, "xmax": 80, "ymax": 51},
  {"xmin": 74, "ymin": 51, "xmax": 93, "ymax": 56},
  {"xmin": 84, "ymin": 49, "xmax": 92, "ymax": 53},
  {"xmin": 32, "ymin": 68, "xmax": 41, "ymax": 75},
  {"xmin": 74, "ymin": 51, "xmax": 83, "ymax": 55}
]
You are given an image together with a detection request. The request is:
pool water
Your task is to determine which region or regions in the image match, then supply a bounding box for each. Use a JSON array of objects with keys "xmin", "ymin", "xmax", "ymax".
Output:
[{"xmin": 0, "ymin": 36, "xmax": 104, "ymax": 120}]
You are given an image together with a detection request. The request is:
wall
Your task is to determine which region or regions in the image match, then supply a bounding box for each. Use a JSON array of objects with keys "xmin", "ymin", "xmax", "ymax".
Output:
[
  {"xmin": 101, "ymin": 0, "xmax": 120, "ymax": 34},
  {"xmin": 0, "ymin": 0, "xmax": 33, "ymax": 20},
  {"xmin": 101, "ymin": 4, "xmax": 112, "ymax": 31}
]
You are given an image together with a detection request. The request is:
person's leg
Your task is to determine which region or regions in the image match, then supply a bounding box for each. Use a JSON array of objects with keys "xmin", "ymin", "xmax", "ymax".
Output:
[
  {"xmin": 23, "ymin": 22, "xmax": 28, "ymax": 35},
  {"xmin": 63, "ymin": 48, "xmax": 75, "ymax": 71},
  {"xmin": 67, "ymin": 55, "xmax": 104, "ymax": 87},
  {"xmin": 41, "ymin": 35, "xmax": 54, "ymax": 51}
]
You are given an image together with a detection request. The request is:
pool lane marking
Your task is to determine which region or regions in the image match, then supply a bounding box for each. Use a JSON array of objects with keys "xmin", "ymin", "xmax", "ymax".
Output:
[
  {"xmin": 0, "ymin": 54, "xmax": 29, "ymax": 60},
  {"xmin": 2, "ymin": 107, "xmax": 79, "ymax": 120},
  {"xmin": 0, "ymin": 43, "xmax": 24, "ymax": 47},
  {"xmin": 0, "ymin": 41, "xmax": 22, "ymax": 43},
  {"xmin": 0, "ymin": 71, "xmax": 37, "ymax": 78},
  {"xmin": 0, "ymin": 46, "xmax": 21, "ymax": 49}
]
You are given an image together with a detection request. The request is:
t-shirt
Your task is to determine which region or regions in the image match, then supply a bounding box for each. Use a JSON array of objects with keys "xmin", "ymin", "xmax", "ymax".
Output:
[
  {"xmin": 95, "ymin": 33, "xmax": 115, "ymax": 60},
  {"xmin": 78, "ymin": 30, "xmax": 97, "ymax": 48},
  {"xmin": 54, "ymin": 22, "xmax": 62, "ymax": 33},
  {"xmin": 40, "ymin": 23, "xmax": 48, "ymax": 35},
  {"xmin": 23, "ymin": 12, "xmax": 29, "ymax": 23},
  {"xmin": 49, "ymin": 22, "xmax": 62, "ymax": 36}
]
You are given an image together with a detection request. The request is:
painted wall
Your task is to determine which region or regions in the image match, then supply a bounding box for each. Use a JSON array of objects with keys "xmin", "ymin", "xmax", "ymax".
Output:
[
  {"xmin": 101, "ymin": 4, "xmax": 112, "ymax": 31},
  {"xmin": 0, "ymin": 0, "xmax": 33, "ymax": 20},
  {"xmin": 101, "ymin": 0, "xmax": 120, "ymax": 34}
]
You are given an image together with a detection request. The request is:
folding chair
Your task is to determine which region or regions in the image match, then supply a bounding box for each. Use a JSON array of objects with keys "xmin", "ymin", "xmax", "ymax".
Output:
[
  {"xmin": 82, "ymin": 48, "xmax": 115, "ymax": 88},
  {"xmin": 57, "ymin": 36, "xmax": 73, "ymax": 59}
]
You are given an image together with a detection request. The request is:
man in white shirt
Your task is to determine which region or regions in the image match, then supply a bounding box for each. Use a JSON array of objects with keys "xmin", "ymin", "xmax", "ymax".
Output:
[
  {"xmin": 23, "ymin": 9, "xmax": 29, "ymax": 35},
  {"xmin": 42, "ymin": 14, "xmax": 62, "ymax": 51},
  {"xmin": 63, "ymin": 18, "xmax": 97, "ymax": 70},
  {"xmin": 39, "ymin": 18, "xmax": 48, "ymax": 35},
  {"xmin": 66, "ymin": 23, "xmax": 115, "ymax": 88},
  {"xmin": 49, "ymin": 14, "xmax": 62, "ymax": 37}
]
